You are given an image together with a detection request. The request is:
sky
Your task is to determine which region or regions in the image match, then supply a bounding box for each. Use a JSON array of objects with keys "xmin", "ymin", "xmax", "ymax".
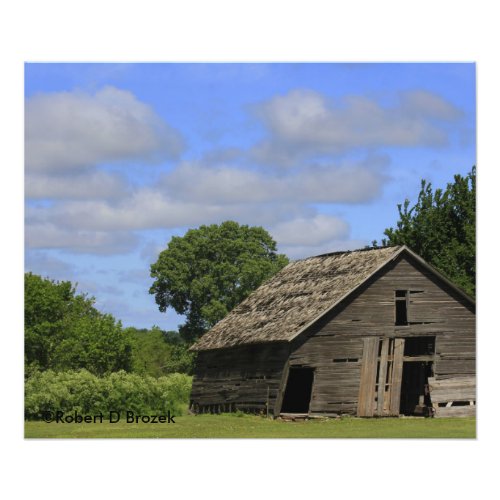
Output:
[{"xmin": 24, "ymin": 63, "xmax": 476, "ymax": 331}]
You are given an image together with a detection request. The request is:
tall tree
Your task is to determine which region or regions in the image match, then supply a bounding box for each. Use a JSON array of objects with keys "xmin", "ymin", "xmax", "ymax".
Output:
[
  {"xmin": 150, "ymin": 221, "xmax": 289, "ymax": 342},
  {"xmin": 382, "ymin": 167, "xmax": 475, "ymax": 296}
]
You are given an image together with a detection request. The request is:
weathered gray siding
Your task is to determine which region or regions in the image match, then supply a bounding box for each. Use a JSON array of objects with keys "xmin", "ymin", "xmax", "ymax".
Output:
[
  {"xmin": 288, "ymin": 253, "xmax": 475, "ymax": 415},
  {"xmin": 190, "ymin": 343, "xmax": 289, "ymax": 414}
]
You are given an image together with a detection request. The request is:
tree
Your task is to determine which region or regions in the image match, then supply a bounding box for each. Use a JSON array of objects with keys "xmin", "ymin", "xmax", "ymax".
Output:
[
  {"xmin": 25, "ymin": 273, "xmax": 132, "ymax": 375},
  {"xmin": 382, "ymin": 167, "xmax": 475, "ymax": 296},
  {"xmin": 149, "ymin": 221, "xmax": 289, "ymax": 342},
  {"xmin": 126, "ymin": 326, "xmax": 195, "ymax": 377}
]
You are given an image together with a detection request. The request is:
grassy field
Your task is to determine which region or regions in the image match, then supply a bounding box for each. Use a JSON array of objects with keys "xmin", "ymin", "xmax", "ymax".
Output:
[{"xmin": 25, "ymin": 414, "xmax": 476, "ymax": 438}]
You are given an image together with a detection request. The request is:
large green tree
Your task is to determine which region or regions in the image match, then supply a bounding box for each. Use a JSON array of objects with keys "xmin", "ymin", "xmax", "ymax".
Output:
[
  {"xmin": 25, "ymin": 273, "xmax": 132, "ymax": 375},
  {"xmin": 382, "ymin": 167, "xmax": 475, "ymax": 296},
  {"xmin": 149, "ymin": 221, "xmax": 289, "ymax": 342}
]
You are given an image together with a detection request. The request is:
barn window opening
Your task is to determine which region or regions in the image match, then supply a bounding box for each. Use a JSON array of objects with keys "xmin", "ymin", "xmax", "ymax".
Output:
[
  {"xmin": 395, "ymin": 290, "xmax": 408, "ymax": 325},
  {"xmin": 280, "ymin": 367, "xmax": 314, "ymax": 414}
]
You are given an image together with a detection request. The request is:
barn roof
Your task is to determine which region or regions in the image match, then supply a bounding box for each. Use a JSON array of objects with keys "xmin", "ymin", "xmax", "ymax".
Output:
[{"xmin": 190, "ymin": 245, "xmax": 474, "ymax": 351}]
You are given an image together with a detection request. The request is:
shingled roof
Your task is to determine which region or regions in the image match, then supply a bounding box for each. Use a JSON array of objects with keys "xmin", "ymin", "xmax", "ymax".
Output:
[{"xmin": 191, "ymin": 245, "xmax": 405, "ymax": 351}]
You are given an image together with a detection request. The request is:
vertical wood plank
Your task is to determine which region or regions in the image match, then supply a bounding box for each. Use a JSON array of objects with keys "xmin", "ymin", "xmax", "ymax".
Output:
[
  {"xmin": 357, "ymin": 338, "xmax": 371, "ymax": 416},
  {"xmin": 357, "ymin": 337, "xmax": 379, "ymax": 416},
  {"xmin": 274, "ymin": 359, "xmax": 290, "ymax": 416},
  {"xmin": 376, "ymin": 338, "xmax": 389, "ymax": 416},
  {"xmin": 389, "ymin": 338, "xmax": 405, "ymax": 415},
  {"xmin": 383, "ymin": 340, "xmax": 394, "ymax": 413}
]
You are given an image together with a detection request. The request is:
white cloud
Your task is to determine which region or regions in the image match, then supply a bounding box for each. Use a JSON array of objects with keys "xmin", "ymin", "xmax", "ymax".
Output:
[
  {"xmin": 270, "ymin": 214, "xmax": 350, "ymax": 247},
  {"xmin": 25, "ymin": 222, "xmax": 138, "ymax": 254},
  {"xmin": 269, "ymin": 213, "xmax": 364, "ymax": 259},
  {"xmin": 400, "ymin": 90, "xmax": 463, "ymax": 120},
  {"xmin": 163, "ymin": 157, "xmax": 387, "ymax": 205},
  {"xmin": 279, "ymin": 238, "xmax": 368, "ymax": 260},
  {"xmin": 25, "ymin": 191, "xmax": 365, "ymax": 258},
  {"xmin": 25, "ymin": 86, "xmax": 184, "ymax": 172},
  {"xmin": 25, "ymin": 171, "xmax": 128, "ymax": 199},
  {"xmin": 24, "ymin": 86, "xmax": 417, "ymax": 258},
  {"xmin": 24, "ymin": 152, "xmax": 388, "ymax": 254},
  {"xmin": 26, "ymin": 186, "xmax": 313, "ymax": 234},
  {"xmin": 253, "ymin": 89, "xmax": 463, "ymax": 165}
]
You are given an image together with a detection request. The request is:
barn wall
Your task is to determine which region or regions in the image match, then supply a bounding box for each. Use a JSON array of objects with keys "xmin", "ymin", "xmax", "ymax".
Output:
[
  {"xmin": 190, "ymin": 343, "xmax": 289, "ymax": 415},
  {"xmin": 288, "ymin": 254, "xmax": 475, "ymax": 415}
]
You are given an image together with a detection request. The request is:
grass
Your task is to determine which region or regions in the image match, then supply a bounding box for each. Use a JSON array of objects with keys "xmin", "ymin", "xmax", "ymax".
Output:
[{"xmin": 25, "ymin": 414, "xmax": 476, "ymax": 438}]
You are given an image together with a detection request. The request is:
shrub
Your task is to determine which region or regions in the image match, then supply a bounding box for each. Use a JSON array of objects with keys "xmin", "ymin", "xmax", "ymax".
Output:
[{"xmin": 25, "ymin": 369, "xmax": 192, "ymax": 420}]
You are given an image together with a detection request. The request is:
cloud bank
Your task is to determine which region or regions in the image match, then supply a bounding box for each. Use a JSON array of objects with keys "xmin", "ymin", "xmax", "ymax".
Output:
[
  {"xmin": 25, "ymin": 86, "xmax": 184, "ymax": 172},
  {"xmin": 252, "ymin": 89, "xmax": 462, "ymax": 166},
  {"xmin": 162, "ymin": 157, "xmax": 387, "ymax": 205},
  {"xmin": 25, "ymin": 85, "xmax": 464, "ymax": 258}
]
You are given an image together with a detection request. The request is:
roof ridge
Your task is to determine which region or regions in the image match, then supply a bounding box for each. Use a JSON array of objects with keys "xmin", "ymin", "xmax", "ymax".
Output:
[{"xmin": 296, "ymin": 244, "xmax": 402, "ymax": 262}]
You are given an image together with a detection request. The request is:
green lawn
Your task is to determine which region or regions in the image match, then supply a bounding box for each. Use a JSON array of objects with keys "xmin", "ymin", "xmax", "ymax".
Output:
[{"xmin": 25, "ymin": 414, "xmax": 476, "ymax": 438}]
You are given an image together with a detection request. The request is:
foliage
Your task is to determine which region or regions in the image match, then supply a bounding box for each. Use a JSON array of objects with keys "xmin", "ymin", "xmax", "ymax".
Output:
[
  {"xmin": 25, "ymin": 273, "xmax": 132, "ymax": 375},
  {"xmin": 150, "ymin": 221, "xmax": 289, "ymax": 342},
  {"xmin": 382, "ymin": 167, "xmax": 475, "ymax": 296},
  {"xmin": 24, "ymin": 369, "xmax": 192, "ymax": 420},
  {"xmin": 127, "ymin": 326, "xmax": 195, "ymax": 377}
]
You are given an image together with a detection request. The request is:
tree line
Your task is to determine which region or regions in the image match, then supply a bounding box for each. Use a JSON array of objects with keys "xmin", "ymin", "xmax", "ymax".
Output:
[{"xmin": 25, "ymin": 273, "xmax": 195, "ymax": 378}]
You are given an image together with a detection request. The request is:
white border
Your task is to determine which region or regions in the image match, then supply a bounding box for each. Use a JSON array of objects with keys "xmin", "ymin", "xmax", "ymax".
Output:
[{"xmin": 2, "ymin": 1, "xmax": 497, "ymax": 499}]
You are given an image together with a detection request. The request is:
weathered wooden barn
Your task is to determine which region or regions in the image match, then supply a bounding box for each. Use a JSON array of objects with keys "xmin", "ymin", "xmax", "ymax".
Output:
[{"xmin": 190, "ymin": 246, "xmax": 475, "ymax": 418}]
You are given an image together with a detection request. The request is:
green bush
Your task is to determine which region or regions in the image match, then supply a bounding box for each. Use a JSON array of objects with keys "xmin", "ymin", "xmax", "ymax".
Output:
[{"xmin": 25, "ymin": 369, "xmax": 192, "ymax": 420}]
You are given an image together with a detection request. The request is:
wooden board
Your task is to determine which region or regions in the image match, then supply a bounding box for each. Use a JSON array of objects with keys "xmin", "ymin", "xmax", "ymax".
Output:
[
  {"xmin": 389, "ymin": 338, "xmax": 405, "ymax": 416},
  {"xmin": 190, "ymin": 343, "xmax": 290, "ymax": 415},
  {"xmin": 357, "ymin": 337, "xmax": 378, "ymax": 416},
  {"xmin": 428, "ymin": 376, "xmax": 476, "ymax": 404},
  {"xmin": 376, "ymin": 338, "xmax": 389, "ymax": 416},
  {"xmin": 434, "ymin": 405, "xmax": 476, "ymax": 418}
]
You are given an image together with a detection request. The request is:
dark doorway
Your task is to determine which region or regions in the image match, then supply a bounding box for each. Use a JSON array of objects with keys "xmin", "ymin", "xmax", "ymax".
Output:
[
  {"xmin": 281, "ymin": 368, "xmax": 314, "ymax": 413},
  {"xmin": 399, "ymin": 336, "xmax": 435, "ymax": 416},
  {"xmin": 399, "ymin": 361, "xmax": 433, "ymax": 415}
]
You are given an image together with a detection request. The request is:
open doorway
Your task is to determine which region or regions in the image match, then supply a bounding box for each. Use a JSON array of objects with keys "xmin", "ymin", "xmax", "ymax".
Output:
[
  {"xmin": 399, "ymin": 337, "xmax": 435, "ymax": 416},
  {"xmin": 399, "ymin": 362, "xmax": 433, "ymax": 415},
  {"xmin": 281, "ymin": 367, "xmax": 314, "ymax": 413}
]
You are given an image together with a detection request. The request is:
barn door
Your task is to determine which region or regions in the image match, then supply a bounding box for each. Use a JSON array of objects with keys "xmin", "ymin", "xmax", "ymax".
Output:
[
  {"xmin": 280, "ymin": 367, "xmax": 315, "ymax": 414},
  {"xmin": 357, "ymin": 337, "xmax": 405, "ymax": 417}
]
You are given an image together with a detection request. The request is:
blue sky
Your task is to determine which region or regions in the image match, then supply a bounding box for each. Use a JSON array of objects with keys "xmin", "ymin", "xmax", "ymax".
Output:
[{"xmin": 24, "ymin": 63, "xmax": 476, "ymax": 330}]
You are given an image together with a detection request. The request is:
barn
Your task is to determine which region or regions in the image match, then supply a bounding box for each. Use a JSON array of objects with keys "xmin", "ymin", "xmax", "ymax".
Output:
[{"xmin": 189, "ymin": 245, "xmax": 476, "ymax": 418}]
